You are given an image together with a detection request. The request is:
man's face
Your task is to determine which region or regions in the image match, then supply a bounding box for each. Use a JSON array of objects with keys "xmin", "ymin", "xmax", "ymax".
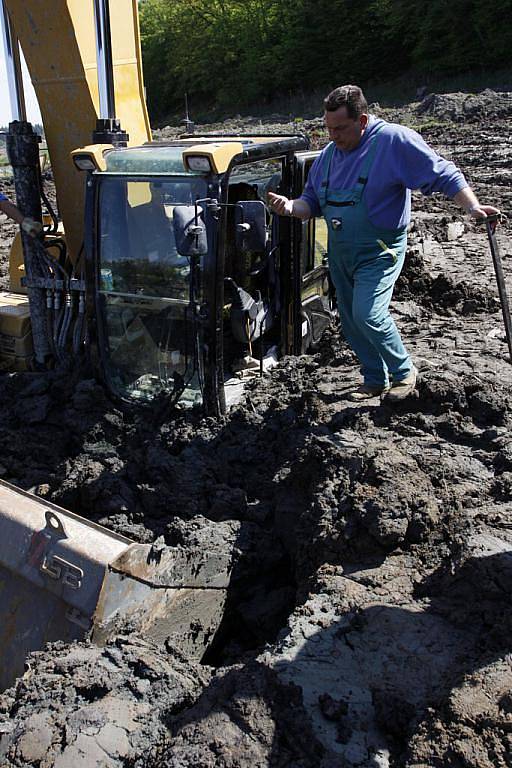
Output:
[{"xmin": 324, "ymin": 106, "xmax": 368, "ymax": 151}]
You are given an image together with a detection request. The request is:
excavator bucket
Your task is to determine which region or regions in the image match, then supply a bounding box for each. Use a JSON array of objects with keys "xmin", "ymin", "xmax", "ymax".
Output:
[{"xmin": 0, "ymin": 480, "xmax": 230, "ymax": 691}]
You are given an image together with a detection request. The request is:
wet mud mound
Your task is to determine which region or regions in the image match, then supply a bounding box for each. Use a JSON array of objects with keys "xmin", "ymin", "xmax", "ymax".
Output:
[
  {"xmin": 0, "ymin": 640, "xmax": 324, "ymax": 768},
  {"xmin": 417, "ymin": 89, "xmax": 512, "ymax": 122},
  {"xmin": 140, "ymin": 661, "xmax": 323, "ymax": 768},
  {"xmin": 0, "ymin": 636, "xmax": 210, "ymax": 768},
  {"xmin": 404, "ymin": 657, "xmax": 512, "ymax": 768},
  {"xmin": 0, "ymin": 89, "xmax": 512, "ymax": 766},
  {"xmin": 3, "ymin": 342, "xmax": 511, "ymax": 765},
  {"xmin": 395, "ymin": 247, "xmax": 500, "ymax": 315},
  {"xmin": 403, "ymin": 548, "xmax": 512, "ymax": 768}
]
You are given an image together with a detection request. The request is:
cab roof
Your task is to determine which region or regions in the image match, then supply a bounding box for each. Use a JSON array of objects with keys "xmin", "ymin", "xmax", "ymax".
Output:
[{"xmin": 103, "ymin": 134, "xmax": 309, "ymax": 175}]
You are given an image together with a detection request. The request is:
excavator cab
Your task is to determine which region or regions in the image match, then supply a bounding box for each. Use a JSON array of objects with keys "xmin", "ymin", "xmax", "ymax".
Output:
[
  {"xmin": 83, "ymin": 136, "xmax": 336, "ymax": 414},
  {"xmin": 1, "ymin": 0, "xmax": 335, "ymax": 415}
]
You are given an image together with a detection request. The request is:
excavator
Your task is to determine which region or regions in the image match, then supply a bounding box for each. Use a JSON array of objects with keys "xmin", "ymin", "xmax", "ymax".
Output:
[
  {"xmin": 1, "ymin": 0, "xmax": 334, "ymax": 415},
  {"xmin": 0, "ymin": 0, "xmax": 334, "ymax": 690}
]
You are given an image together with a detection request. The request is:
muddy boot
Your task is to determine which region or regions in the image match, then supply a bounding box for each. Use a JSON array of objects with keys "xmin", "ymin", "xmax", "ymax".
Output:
[
  {"xmin": 348, "ymin": 383, "xmax": 390, "ymax": 402},
  {"xmin": 384, "ymin": 367, "xmax": 418, "ymax": 402}
]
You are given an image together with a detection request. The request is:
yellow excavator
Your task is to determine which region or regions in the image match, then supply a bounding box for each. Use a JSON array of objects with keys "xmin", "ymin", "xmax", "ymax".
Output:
[{"xmin": 0, "ymin": 0, "xmax": 334, "ymax": 690}]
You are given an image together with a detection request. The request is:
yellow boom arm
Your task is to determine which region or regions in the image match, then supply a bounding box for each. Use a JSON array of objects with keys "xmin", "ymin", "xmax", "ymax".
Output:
[{"xmin": 4, "ymin": 0, "xmax": 151, "ymax": 260}]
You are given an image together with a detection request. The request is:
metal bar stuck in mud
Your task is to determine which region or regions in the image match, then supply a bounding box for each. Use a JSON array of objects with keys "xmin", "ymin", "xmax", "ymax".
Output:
[{"xmin": 486, "ymin": 214, "xmax": 512, "ymax": 363}]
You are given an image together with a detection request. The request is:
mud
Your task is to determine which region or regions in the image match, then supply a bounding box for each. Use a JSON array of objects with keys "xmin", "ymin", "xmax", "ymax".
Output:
[
  {"xmin": 0, "ymin": 636, "xmax": 211, "ymax": 767},
  {"xmin": 0, "ymin": 88, "xmax": 512, "ymax": 766}
]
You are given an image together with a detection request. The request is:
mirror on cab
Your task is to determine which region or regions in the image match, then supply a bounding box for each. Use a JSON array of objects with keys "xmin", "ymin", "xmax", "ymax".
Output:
[
  {"xmin": 173, "ymin": 205, "xmax": 208, "ymax": 257},
  {"xmin": 235, "ymin": 200, "xmax": 267, "ymax": 252}
]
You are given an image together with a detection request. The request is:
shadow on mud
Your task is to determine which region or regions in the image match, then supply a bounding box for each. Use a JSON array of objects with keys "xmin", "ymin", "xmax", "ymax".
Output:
[{"xmin": 141, "ymin": 550, "xmax": 512, "ymax": 768}]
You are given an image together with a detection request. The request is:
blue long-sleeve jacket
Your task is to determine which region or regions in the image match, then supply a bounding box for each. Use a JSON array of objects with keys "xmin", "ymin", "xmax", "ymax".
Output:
[{"xmin": 300, "ymin": 117, "xmax": 468, "ymax": 229}]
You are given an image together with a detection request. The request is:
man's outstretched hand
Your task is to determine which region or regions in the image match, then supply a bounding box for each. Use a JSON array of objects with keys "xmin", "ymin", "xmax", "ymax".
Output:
[{"xmin": 268, "ymin": 192, "xmax": 294, "ymax": 216}]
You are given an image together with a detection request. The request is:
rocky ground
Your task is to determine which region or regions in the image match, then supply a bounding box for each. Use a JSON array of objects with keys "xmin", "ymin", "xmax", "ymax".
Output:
[{"xmin": 0, "ymin": 89, "xmax": 512, "ymax": 767}]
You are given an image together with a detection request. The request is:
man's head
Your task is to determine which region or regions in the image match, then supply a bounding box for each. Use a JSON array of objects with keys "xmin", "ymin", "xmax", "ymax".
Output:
[{"xmin": 324, "ymin": 85, "xmax": 369, "ymax": 151}]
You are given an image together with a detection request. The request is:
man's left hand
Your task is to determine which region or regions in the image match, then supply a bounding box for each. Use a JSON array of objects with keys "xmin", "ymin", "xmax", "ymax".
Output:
[{"xmin": 469, "ymin": 204, "xmax": 501, "ymax": 220}]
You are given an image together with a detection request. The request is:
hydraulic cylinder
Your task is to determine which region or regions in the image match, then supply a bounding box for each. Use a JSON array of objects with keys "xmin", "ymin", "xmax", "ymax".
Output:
[{"xmin": 6, "ymin": 121, "xmax": 50, "ymax": 364}]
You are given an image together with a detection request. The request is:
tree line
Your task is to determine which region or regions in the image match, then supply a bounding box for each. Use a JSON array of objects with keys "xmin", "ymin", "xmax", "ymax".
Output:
[{"xmin": 139, "ymin": 0, "xmax": 512, "ymax": 122}]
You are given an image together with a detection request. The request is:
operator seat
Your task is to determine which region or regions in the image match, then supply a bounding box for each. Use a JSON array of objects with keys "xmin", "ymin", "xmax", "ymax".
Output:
[{"xmin": 128, "ymin": 185, "xmax": 177, "ymax": 264}]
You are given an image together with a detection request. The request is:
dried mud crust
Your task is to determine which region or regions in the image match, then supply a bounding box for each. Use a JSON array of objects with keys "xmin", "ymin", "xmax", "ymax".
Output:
[
  {"xmin": 0, "ymin": 639, "xmax": 324, "ymax": 768},
  {"xmin": 0, "ymin": 90, "xmax": 512, "ymax": 767},
  {"xmin": 0, "ymin": 636, "xmax": 212, "ymax": 768}
]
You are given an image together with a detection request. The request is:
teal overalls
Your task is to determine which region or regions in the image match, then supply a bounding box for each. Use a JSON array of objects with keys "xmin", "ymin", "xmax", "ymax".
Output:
[{"xmin": 319, "ymin": 132, "xmax": 413, "ymax": 387}]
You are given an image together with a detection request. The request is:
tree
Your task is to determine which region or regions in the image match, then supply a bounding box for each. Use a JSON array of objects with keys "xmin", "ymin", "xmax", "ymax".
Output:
[{"xmin": 138, "ymin": 0, "xmax": 512, "ymax": 124}]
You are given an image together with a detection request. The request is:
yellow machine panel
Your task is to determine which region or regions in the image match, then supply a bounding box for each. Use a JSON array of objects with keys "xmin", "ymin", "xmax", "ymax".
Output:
[
  {"xmin": 8, "ymin": 231, "xmax": 64, "ymax": 294},
  {"xmin": 7, "ymin": 233, "xmax": 25, "ymax": 295},
  {"xmin": 0, "ymin": 293, "xmax": 33, "ymax": 370}
]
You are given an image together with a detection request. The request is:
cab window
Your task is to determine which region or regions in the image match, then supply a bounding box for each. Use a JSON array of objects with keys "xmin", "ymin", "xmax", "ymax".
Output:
[{"xmin": 304, "ymin": 216, "xmax": 328, "ymax": 273}]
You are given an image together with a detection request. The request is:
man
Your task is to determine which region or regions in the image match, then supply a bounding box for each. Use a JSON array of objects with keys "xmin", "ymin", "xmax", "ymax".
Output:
[
  {"xmin": 0, "ymin": 191, "xmax": 42, "ymax": 237},
  {"xmin": 269, "ymin": 85, "xmax": 499, "ymax": 402}
]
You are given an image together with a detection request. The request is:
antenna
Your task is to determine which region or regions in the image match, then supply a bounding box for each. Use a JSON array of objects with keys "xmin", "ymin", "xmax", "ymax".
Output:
[
  {"xmin": 181, "ymin": 92, "xmax": 195, "ymax": 134},
  {"xmin": 92, "ymin": 0, "xmax": 128, "ymax": 146}
]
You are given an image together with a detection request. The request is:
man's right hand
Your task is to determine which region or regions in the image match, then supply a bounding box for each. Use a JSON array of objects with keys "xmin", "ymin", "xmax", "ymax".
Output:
[{"xmin": 268, "ymin": 192, "xmax": 294, "ymax": 216}]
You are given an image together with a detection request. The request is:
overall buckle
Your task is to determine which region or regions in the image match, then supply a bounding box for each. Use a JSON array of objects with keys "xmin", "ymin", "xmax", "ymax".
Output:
[{"xmin": 331, "ymin": 218, "xmax": 342, "ymax": 230}]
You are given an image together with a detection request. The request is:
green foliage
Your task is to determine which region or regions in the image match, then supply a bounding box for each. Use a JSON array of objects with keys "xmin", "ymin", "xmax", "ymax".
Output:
[{"xmin": 139, "ymin": 0, "xmax": 512, "ymax": 122}]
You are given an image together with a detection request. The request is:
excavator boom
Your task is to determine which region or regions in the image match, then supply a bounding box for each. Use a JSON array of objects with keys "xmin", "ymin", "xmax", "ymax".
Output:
[{"xmin": 3, "ymin": 0, "xmax": 151, "ymax": 261}]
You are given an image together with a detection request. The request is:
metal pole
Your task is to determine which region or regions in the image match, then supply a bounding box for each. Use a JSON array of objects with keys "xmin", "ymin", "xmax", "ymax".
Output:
[
  {"xmin": 0, "ymin": 0, "xmax": 26, "ymax": 122},
  {"xmin": 91, "ymin": 0, "xmax": 128, "ymax": 146},
  {"xmin": 93, "ymin": 0, "xmax": 115, "ymax": 120},
  {"xmin": 182, "ymin": 93, "xmax": 195, "ymax": 134},
  {"xmin": 486, "ymin": 215, "xmax": 512, "ymax": 364}
]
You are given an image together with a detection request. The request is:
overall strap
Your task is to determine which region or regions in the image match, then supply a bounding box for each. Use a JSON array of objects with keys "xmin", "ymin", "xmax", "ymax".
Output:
[
  {"xmin": 318, "ymin": 141, "xmax": 336, "ymax": 208},
  {"xmin": 353, "ymin": 125, "xmax": 384, "ymax": 201}
]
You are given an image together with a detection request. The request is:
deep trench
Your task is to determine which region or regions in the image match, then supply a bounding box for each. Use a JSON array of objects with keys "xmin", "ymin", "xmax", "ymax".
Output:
[{"xmin": 203, "ymin": 550, "xmax": 297, "ymax": 667}]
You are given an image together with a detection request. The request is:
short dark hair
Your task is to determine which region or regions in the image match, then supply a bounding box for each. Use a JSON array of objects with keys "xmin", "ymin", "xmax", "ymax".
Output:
[{"xmin": 324, "ymin": 85, "xmax": 368, "ymax": 119}]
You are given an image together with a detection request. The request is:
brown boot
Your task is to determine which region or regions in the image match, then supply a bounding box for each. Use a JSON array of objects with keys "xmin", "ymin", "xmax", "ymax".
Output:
[
  {"xmin": 384, "ymin": 368, "xmax": 418, "ymax": 402},
  {"xmin": 348, "ymin": 383, "xmax": 390, "ymax": 402}
]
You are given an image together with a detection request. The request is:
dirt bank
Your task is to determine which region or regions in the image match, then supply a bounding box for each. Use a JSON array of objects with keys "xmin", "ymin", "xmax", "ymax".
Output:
[{"xmin": 0, "ymin": 89, "xmax": 512, "ymax": 767}]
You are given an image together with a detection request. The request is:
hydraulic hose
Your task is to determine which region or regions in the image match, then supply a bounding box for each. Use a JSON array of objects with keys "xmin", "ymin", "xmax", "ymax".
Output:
[
  {"xmin": 57, "ymin": 293, "xmax": 73, "ymax": 354},
  {"xmin": 33, "ymin": 240, "xmax": 74, "ymax": 360},
  {"xmin": 72, "ymin": 315, "xmax": 83, "ymax": 355},
  {"xmin": 45, "ymin": 289, "xmax": 55, "ymax": 355},
  {"xmin": 37, "ymin": 163, "xmax": 58, "ymax": 235},
  {"xmin": 52, "ymin": 292, "xmax": 63, "ymax": 353},
  {"xmin": 72, "ymin": 292, "xmax": 86, "ymax": 355}
]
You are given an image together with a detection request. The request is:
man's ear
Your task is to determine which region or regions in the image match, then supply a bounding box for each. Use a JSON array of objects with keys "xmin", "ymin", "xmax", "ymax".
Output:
[{"xmin": 360, "ymin": 113, "xmax": 369, "ymax": 130}]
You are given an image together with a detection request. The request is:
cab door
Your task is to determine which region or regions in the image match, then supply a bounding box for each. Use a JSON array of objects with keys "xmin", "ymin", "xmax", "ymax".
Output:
[{"xmin": 293, "ymin": 151, "xmax": 335, "ymax": 353}]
